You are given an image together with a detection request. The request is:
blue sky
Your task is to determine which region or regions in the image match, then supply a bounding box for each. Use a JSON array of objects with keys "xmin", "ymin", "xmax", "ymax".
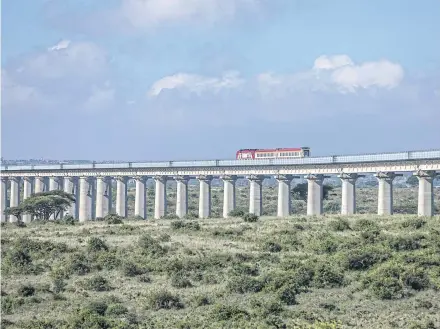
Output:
[{"xmin": 2, "ymin": 0, "xmax": 440, "ymax": 161}]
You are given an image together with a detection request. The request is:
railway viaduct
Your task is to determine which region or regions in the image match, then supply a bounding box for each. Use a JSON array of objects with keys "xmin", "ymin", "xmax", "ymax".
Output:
[{"xmin": 1, "ymin": 149, "xmax": 440, "ymax": 222}]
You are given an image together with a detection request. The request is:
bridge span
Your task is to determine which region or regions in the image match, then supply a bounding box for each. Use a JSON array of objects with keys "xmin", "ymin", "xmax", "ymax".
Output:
[{"xmin": 1, "ymin": 149, "xmax": 440, "ymax": 222}]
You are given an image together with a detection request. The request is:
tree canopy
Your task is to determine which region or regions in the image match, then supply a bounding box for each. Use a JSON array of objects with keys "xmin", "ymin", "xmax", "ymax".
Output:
[
  {"xmin": 4, "ymin": 190, "xmax": 75, "ymax": 222},
  {"xmin": 291, "ymin": 183, "xmax": 334, "ymax": 201}
]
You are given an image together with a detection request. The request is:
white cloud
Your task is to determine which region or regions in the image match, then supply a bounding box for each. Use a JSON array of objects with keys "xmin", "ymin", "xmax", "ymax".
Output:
[
  {"xmin": 47, "ymin": 39, "xmax": 71, "ymax": 51},
  {"xmin": 313, "ymin": 55, "xmax": 353, "ymax": 70},
  {"xmin": 260, "ymin": 55, "xmax": 405, "ymax": 94},
  {"xmin": 148, "ymin": 70, "xmax": 244, "ymax": 97},
  {"xmin": 120, "ymin": 0, "xmax": 261, "ymax": 29}
]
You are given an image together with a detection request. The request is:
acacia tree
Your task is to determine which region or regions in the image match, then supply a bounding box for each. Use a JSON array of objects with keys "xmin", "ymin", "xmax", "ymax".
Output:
[
  {"xmin": 4, "ymin": 190, "xmax": 75, "ymax": 221},
  {"xmin": 291, "ymin": 183, "xmax": 334, "ymax": 201}
]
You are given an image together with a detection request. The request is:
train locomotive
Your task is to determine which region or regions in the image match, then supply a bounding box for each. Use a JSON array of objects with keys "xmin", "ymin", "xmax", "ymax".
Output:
[{"xmin": 236, "ymin": 147, "xmax": 311, "ymax": 160}]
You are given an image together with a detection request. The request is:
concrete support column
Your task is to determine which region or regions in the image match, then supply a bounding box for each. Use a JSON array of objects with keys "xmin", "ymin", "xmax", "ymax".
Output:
[
  {"xmin": 248, "ymin": 175, "xmax": 264, "ymax": 216},
  {"xmin": 375, "ymin": 172, "xmax": 399, "ymax": 215},
  {"xmin": 96, "ymin": 176, "xmax": 112, "ymax": 219},
  {"xmin": 134, "ymin": 176, "xmax": 148, "ymax": 219},
  {"xmin": 154, "ymin": 176, "xmax": 167, "ymax": 219},
  {"xmin": 34, "ymin": 176, "xmax": 45, "ymax": 193},
  {"xmin": 174, "ymin": 176, "xmax": 189, "ymax": 218},
  {"xmin": 276, "ymin": 175, "xmax": 297, "ymax": 217},
  {"xmin": 221, "ymin": 175, "xmax": 237, "ymax": 218},
  {"xmin": 198, "ymin": 175, "xmax": 212, "ymax": 218},
  {"xmin": 1, "ymin": 178, "xmax": 8, "ymax": 223},
  {"xmin": 115, "ymin": 176, "xmax": 128, "ymax": 218},
  {"xmin": 338, "ymin": 173, "xmax": 361, "ymax": 215},
  {"xmin": 78, "ymin": 176, "xmax": 94, "ymax": 222},
  {"xmin": 415, "ymin": 170, "xmax": 437, "ymax": 217},
  {"xmin": 305, "ymin": 174, "xmax": 325, "ymax": 216},
  {"xmin": 22, "ymin": 177, "xmax": 33, "ymax": 223},
  {"xmin": 9, "ymin": 177, "xmax": 21, "ymax": 222},
  {"xmin": 63, "ymin": 177, "xmax": 79, "ymax": 219}
]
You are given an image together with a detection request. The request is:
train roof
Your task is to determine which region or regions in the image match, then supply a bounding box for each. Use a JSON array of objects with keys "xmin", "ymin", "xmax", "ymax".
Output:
[{"xmin": 238, "ymin": 147, "xmax": 305, "ymax": 152}]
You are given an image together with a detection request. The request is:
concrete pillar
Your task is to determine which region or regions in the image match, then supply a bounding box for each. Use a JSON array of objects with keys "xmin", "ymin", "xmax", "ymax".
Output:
[
  {"xmin": 154, "ymin": 175, "xmax": 167, "ymax": 219},
  {"xmin": 305, "ymin": 174, "xmax": 324, "ymax": 216},
  {"xmin": 63, "ymin": 177, "xmax": 79, "ymax": 219},
  {"xmin": 1, "ymin": 177, "xmax": 8, "ymax": 223},
  {"xmin": 49, "ymin": 176, "xmax": 62, "ymax": 219},
  {"xmin": 96, "ymin": 176, "xmax": 112, "ymax": 219},
  {"xmin": 34, "ymin": 176, "xmax": 45, "ymax": 193},
  {"xmin": 415, "ymin": 170, "xmax": 437, "ymax": 217},
  {"xmin": 134, "ymin": 176, "xmax": 148, "ymax": 219},
  {"xmin": 9, "ymin": 177, "xmax": 20, "ymax": 222},
  {"xmin": 198, "ymin": 175, "xmax": 212, "ymax": 218},
  {"xmin": 375, "ymin": 172, "xmax": 399, "ymax": 215},
  {"xmin": 78, "ymin": 176, "xmax": 94, "ymax": 222},
  {"xmin": 174, "ymin": 176, "xmax": 189, "ymax": 218},
  {"xmin": 248, "ymin": 175, "xmax": 264, "ymax": 216},
  {"xmin": 22, "ymin": 177, "xmax": 33, "ymax": 223},
  {"xmin": 338, "ymin": 173, "xmax": 361, "ymax": 215},
  {"xmin": 115, "ymin": 176, "xmax": 128, "ymax": 217},
  {"xmin": 276, "ymin": 175, "xmax": 296, "ymax": 217},
  {"xmin": 221, "ymin": 175, "xmax": 237, "ymax": 218}
]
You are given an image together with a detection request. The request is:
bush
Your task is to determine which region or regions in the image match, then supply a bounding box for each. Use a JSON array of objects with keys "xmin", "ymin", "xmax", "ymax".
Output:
[
  {"xmin": 262, "ymin": 241, "xmax": 282, "ymax": 253},
  {"xmin": 329, "ymin": 218, "xmax": 351, "ymax": 231},
  {"xmin": 227, "ymin": 276, "xmax": 264, "ymax": 293},
  {"xmin": 87, "ymin": 237, "xmax": 108, "ymax": 252},
  {"xmin": 243, "ymin": 213, "xmax": 259, "ymax": 222},
  {"xmin": 312, "ymin": 262, "xmax": 345, "ymax": 288},
  {"xmin": 86, "ymin": 301, "xmax": 108, "ymax": 315},
  {"xmin": 362, "ymin": 262, "xmax": 430, "ymax": 299},
  {"xmin": 146, "ymin": 290, "xmax": 183, "ymax": 310},
  {"xmin": 401, "ymin": 218, "xmax": 426, "ymax": 229},
  {"xmin": 387, "ymin": 235, "xmax": 424, "ymax": 251},
  {"xmin": 81, "ymin": 275, "xmax": 112, "ymax": 291},
  {"xmin": 228, "ymin": 208, "xmax": 246, "ymax": 217},
  {"xmin": 353, "ymin": 219, "xmax": 379, "ymax": 231},
  {"xmin": 104, "ymin": 214, "xmax": 123, "ymax": 224},
  {"xmin": 60, "ymin": 215, "xmax": 75, "ymax": 225},
  {"xmin": 17, "ymin": 285, "xmax": 35, "ymax": 297},
  {"xmin": 340, "ymin": 246, "xmax": 391, "ymax": 270},
  {"xmin": 122, "ymin": 262, "xmax": 146, "ymax": 277},
  {"xmin": 137, "ymin": 234, "xmax": 167, "ymax": 257},
  {"xmin": 170, "ymin": 272, "xmax": 193, "ymax": 288},
  {"xmin": 138, "ymin": 274, "xmax": 152, "ymax": 283},
  {"xmin": 211, "ymin": 304, "xmax": 250, "ymax": 321},
  {"xmin": 106, "ymin": 303, "xmax": 128, "ymax": 316},
  {"xmin": 170, "ymin": 220, "xmax": 201, "ymax": 231}
]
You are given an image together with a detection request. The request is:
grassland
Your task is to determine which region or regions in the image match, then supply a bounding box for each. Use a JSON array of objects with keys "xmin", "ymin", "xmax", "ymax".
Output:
[{"xmin": 1, "ymin": 186, "xmax": 440, "ymax": 329}]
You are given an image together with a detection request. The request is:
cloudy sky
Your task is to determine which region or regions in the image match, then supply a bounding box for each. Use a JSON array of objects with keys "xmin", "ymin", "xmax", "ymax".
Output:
[{"xmin": 2, "ymin": 0, "xmax": 439, "ymax": 161}]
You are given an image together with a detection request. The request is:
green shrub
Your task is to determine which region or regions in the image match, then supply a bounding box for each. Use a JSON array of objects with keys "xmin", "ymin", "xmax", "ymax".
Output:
[
  {"xmin": 231, "ymin": 263, "xmax": 259, "ymax": 276},
  {"xmin": 227, "ymin": 276, "xmax": 264, "ymax": 293},
  {"xmin": 157, "ymin": 233, "xmax": 171, "ymax": 242},
  {"xmin": 60, "ymin": 215, "xmax": 75, "ymax": 225},
  {"xmin": 17, "ymin": 285, "xmax": 35, "ymax": 297},
  {"xmin": 312, "ymin": 262, "xmax": 345, "ymax": 288},
  {"xmin": 122, "ymin": 262, "xmax": 146, "ymax": 277},
  {"xmin": 329, "ymin": 218, "xmax": 351, "ymax": 231},
  {"xmin": 401, "ymin": 218, "xmax": 426, "ymax": 229},
  {"xmin": 362, "ymin": 262, "xmax": 430, "ymax": 299},
  {"xmin": 250, "ymin": 296, "xmax": 283, "ymax": 317},
  {"xmin": 106, "ymin": 303, "xmax": 128, "ymax": 316},
  {"xmin": 170, "ymin": 220, "xmax": 200, "ymax": 231},
  {"xmin": 170, "ymin": 272, "xmax": 193, "ymax": 288},
  {"xmin": 85, "ymin": 301, "xmax": 108, "ymax": 315},
  {"xmin": 52, "ymin": 277, "xmax": 67, "ymax": 293},
  {"xmin": 87, "ymin": 237, "xmax": 108, "ymax": 252},
  {"xmin": 138, "ymin": 274, "xmax": 152, "ymax": 283},
  {"xmin": 137, "ymin": 234, "xmax": 167, "ymax": 257},
  {"xmin": 1, "ymin": 296, "xmax": 24, "ymax": 314},
  {"xmin": 191, "ymin": 295, "xmax": 211, "ymax": 307},
  {"xmin": 211, "ymin": 304, "xmax": 250, "ymax": 321},
  {"xmin": 262, "ymin": 241, "xmax": 282, "ymax": 253},
  {"xmin": 387, "ymin": 235, "xmax": 424, "ymax": 251},
  {"xmin": 353, "ymin": 219, "xmax": 379, "ymax": 231},
  {"xmin": 146, "ymin": 290, "xmax": 183, "ymax": 310},
  {"xmin": 228, "ymin": 208, "xmax": 246, "ymax": 217},
  {"xmin": 340, "ymin": 246, "xmax": 391, "ymax": 270},
  {"xmin": 81, "ymin": 275, "xmax": 112, "ymax": 291},
  {"xmin": 243, "ymin": 213, "xmax": 259, "ymax": 222},
  {"xmin": 104, "ymin": 214, "xmax": 123, "ymax": 224}
]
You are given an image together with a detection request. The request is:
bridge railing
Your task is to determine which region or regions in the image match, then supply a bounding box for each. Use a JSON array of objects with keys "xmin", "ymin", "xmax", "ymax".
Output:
[{"xmin": 1, "ymin": 150, "xmax": 439, "ymax": 172}]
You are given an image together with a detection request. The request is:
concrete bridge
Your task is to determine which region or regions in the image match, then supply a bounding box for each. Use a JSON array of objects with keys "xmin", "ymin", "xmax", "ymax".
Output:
[{"xmin": 1, "ymin": 149, "xmax": 440, "ymax": 222}]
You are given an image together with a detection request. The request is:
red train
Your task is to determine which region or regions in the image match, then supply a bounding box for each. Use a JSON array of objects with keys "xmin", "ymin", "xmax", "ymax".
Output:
[{"xmin": 236, "ymin": 147, "xmax": 311, "ymax": 160}]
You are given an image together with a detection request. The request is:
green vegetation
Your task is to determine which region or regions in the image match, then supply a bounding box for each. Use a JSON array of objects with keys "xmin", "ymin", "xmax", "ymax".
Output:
[{"xmin": 2, "ymin": 210, "xmax": 440, "ymax": 328}]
